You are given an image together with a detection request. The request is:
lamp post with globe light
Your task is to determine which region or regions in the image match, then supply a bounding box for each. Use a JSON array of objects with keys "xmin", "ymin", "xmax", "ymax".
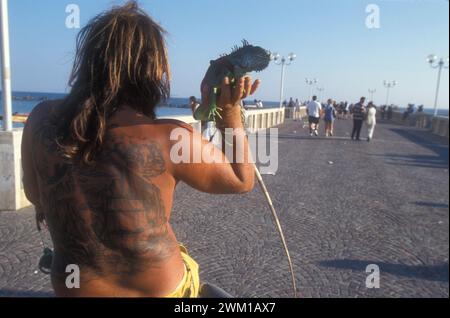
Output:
[
  {"xmin": 368, "ymin": 89, "xmax": 377, "ymax": 102},
  {"xmin": 305, "ymin": 78, "xmax": 318, "ymax": 101},
  {"xmin": 317, "ymin": 86, "xmax": 325, "ymax": 102},
  {"xmin": 271, "ymin": 53, "xmax": 296, "ymax": 108},
  {"xmin": 427, "ymin": 54, "xmax": 449, "ymax": 117},
  {"xmin": 383, "ymin": 80, "xmax": 397, "ymax": 107}
]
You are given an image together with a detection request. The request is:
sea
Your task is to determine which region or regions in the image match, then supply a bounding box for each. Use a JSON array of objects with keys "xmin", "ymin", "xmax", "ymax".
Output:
[
  {"xmin": 1, "ymin": 91, "xmax": 448, "ymax": 128},
  {"xmin": 0, "ymin": 91, "xmax": 281, "ymax": 128},
  {"xmin": 8, "ymin": 91, "xmax": 195, "ymax": 117}
]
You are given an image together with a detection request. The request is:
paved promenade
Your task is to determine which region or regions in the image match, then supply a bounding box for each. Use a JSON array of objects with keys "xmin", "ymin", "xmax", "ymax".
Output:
[{"xmin": 0, "ymin": 118, "xmax": 448, "ymax": 298}]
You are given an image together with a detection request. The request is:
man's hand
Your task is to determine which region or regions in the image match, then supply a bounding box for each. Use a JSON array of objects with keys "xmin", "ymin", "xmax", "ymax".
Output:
[
  {"xmin": 201, "ymin": 76, "xmax": 260, "ymax": 127},
  {"xmin": 217, "ymin": 76, "xmax": 260, "ymax": 110}
]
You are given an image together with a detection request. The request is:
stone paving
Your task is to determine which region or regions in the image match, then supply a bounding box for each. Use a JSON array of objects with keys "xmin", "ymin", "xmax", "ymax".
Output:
[{"xmin": 0, "ymin": 118, "xmax": 448, "ymax": 298}]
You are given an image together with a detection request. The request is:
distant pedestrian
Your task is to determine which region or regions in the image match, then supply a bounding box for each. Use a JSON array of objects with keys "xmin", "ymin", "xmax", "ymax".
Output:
[
  {"xmin": 288, "ymin": 97, "xmax": 295, "ymax": 108},
  {"xmin": 307, "ymin": 96, "xmax": 322, "ymax": 136},
  {"xmin": 403, "ymin": 104, "xmax": 415, "ymax": 121},
  {"xmin": 348, "ymin": 104, "xmax": 354, "ymax": 117},
  {"xmin": 366, "ymin": 102, "xmax": 377, "ymax": 142},
  {"xmin": 337, "ymin": 102, "xmax": 344, "ymax": 119},
  {"xmin": 380, "ymin": 105, "xmax": 387, "ymax": 120},
  {"xmin": 351, "ymin": 97, "xmax": 366, "ymax": 141},
  {"xmin": 324, "ymin": 99, "xmax": 336, "ymax": 137},
  {"xmin": 343, "ymin": 102, "xmax": 349, "ymax": 119},
  {"xmin": 387, "ymin": 106, "xmax": 393, "ymax": 120},
  {"xmin": 189, "ymin": 96, "xmax": 200, "ymax": 115}
]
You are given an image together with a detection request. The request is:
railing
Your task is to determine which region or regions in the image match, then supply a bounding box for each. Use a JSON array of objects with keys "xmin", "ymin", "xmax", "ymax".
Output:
[
  {"xmin": 431, "ymin": 116, "xmax": 449, "ymax": 138},
  {"xmin": 159, "ymin": 107, "xmax": 286, "ymax": 133},
  {"xmin": 244, "ymin": 107, "xmax": 285, "ymax": 132},
  {"xmin": 285, "ymin": 106, "xmax": 307, "ymax": 120}
]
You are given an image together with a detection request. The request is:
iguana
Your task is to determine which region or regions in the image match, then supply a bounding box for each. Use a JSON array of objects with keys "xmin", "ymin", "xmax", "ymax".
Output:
[{"xmin": 194, "ymin": 40, "xmax": 271, "ymax": 122}]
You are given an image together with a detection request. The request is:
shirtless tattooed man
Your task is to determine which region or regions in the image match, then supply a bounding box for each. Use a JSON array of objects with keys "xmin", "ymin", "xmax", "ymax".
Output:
[{"xmin": 22, "ymin": 1, "xmax": 260, "ymax": 297}]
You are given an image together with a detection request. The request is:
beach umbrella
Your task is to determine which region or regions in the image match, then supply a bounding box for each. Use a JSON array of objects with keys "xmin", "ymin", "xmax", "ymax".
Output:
[{"xmin": 0, "ymin": 0, "xmax": 12, "ymax": 131}]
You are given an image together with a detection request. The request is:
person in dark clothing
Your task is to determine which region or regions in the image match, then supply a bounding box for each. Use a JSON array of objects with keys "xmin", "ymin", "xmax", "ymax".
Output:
[
  {"xmin": 387, "ymin": 106, "xmax": 393, "ymax": 120},
  {"xmin": 288, "ymin": 97, "xmax": 295, "ymax": 108},
  {"xmin": 380, "ymin": 105, "xmax": 387, "ymax": 120},
  {"xmin": 351, "ymin": 97, "xmax": 366, "ymax": 141}
]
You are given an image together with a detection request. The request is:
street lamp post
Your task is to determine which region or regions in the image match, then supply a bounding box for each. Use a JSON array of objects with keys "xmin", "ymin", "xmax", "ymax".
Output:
[
  {"xmin": 316, "ymin": 87, "xmax": 325, "ymax": 102},
  {"xmin": 271, "ymin": 52, "xmax": 296, "ymax": 108},
  {"xmin": 0, "ymin": 0, "xmax": 12, "ymax": 132},
  {"xmin": 383, "ymin": 80, "xmax": 397, "ymax": 107},
  {"xmin": 305, "ymin": 78, "xmax": 318, "ymax": 101},
  {"xmin": 427, "ymin": 55, "xmax": 449, "ymax": 117},
  {"xmin": 368, "ymin": 89, "xmax": 377, "ymax": 102}
]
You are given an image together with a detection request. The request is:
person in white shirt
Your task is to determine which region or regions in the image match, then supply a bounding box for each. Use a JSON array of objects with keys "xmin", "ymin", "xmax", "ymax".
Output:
[
  {"xmin": 306, "ymin": 95, "xmax": 322, "ymax": 136},
  {"xmin": 366, "ymin": 102, "xmax": 377, "ymax": 142}
]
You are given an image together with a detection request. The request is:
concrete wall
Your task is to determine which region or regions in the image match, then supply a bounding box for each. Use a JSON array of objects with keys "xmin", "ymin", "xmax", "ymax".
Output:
[
  {"xmin": 385, "ymin": 111, "xmax": 449, "ymax": 139},
  {"xmin": 0, "ymin": 130, "xmax": 30, "ymax": 211}
]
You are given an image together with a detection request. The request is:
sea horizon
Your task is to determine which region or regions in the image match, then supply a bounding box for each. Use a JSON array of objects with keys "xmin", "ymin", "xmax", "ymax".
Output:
[{"xmin": 1, "ymin": 90, "xmax": 449, "ymax": 118}]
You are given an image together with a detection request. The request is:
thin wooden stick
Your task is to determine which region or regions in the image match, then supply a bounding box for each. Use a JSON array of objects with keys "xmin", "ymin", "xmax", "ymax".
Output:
[{"xmin": 254, "ymin": 166, "xmax": 298, "ymax": 298}]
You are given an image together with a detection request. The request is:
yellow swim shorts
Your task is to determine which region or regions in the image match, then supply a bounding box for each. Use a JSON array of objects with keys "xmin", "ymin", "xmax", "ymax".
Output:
[{"xmin": 166, "ymin": 245, "xmax": 200, "ymax": 298}]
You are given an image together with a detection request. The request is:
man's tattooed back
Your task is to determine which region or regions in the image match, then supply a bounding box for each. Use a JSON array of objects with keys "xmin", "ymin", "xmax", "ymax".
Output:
[{"xmin": 26, "ymin": 101, "xmax": 179, "ymax": 279}]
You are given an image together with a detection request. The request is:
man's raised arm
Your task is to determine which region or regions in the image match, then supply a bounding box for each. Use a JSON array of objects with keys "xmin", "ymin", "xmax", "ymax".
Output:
[{"xmin": 169, "ymin": 76, "xmax": 260, "ymax": 194}]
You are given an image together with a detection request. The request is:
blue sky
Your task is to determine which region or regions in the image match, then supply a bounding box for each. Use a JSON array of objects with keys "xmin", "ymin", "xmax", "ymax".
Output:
[{"xmin": 6, "ymin": 0, "xmax": 450, "ymax": 108}]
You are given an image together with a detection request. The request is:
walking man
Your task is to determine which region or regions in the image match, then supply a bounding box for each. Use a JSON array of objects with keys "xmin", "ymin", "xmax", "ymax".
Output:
[
  {"xmin": 307, "ymin": 95, "xmax": 322, "ymax": 136},
  {"xmin": 351, "ymin": 97, "xmax": 366, "ymax": 141}
]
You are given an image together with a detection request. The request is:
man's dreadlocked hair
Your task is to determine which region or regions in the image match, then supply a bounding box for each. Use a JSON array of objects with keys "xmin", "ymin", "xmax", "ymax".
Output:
[{"xmin": 56, "ymin": 1, "xmax": 170, "ymax": 165}]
